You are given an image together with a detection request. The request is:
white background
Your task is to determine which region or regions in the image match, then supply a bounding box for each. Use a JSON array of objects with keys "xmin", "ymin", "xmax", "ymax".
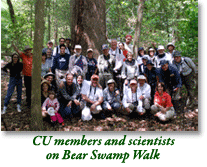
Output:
[{"xmin": 0, "ymin": 0, "xmax": 206, "ymax": 166}]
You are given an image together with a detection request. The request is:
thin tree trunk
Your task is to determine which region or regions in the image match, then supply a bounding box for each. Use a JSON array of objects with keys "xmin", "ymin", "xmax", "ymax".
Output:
[
  {"xmin": 30, "ymin": 0, "xmax": 45, "ymax": 131},
  {"xmin": 47, "ymin": 0, "xmax": 51, "ymax": 40},
  {"xmin": 30, "ymin": 4, "xmax": 33, "ymax": 40},
  {"xmin": 71, "ymin": 0, "xmax": 106, "ymax": 58},
  {"xmin": 6, "ymin": 0, "xmax": 15, "ymax": 25},
  {"xmin": 133, "ymin": 0, "xmax": 145, "ymax": 59}
]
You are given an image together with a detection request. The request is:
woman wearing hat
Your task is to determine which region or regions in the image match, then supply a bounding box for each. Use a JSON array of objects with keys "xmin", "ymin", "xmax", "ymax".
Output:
[
  {"xmin": 154, "ymin": 45, "xmax": 171, "ymax": 68},
  {"xmin": 166, "ymin": 43, "xmax": 176, "ymax": 63},
  {"xmin": 44, "ymin": 72, "xmax": 57, "ymax": 93},
  {"xmin": 102, "ymin": 79, "xmax": 121, "ymax": 117},
  {"xmin": 124, "ymin": 35, "xmax": 133, "ymax": 53},
  {"xmin": 85, "ymin": 48, "xmax": 97, "ymax": 81},
  {"xmin": 12, "ymin": 43, "xmax": 33, "ymax": 107},
  {"xmin": 2, "ymin": 53, "xmax": 23, "ymax": 114},
  {"xmin": 148, "ymin": 47, "xmax": 157, "ymax": 66},
  {"xmin": 151, "ymin": 82, "xmax": 175, "ymax": 121},
  {"xmin": 137, "ymin": 47, "xmax": 146, "ymax": 65},
  {"xmin": 122, "ymin": 79, "xmax": 144, "ymax": 115}
]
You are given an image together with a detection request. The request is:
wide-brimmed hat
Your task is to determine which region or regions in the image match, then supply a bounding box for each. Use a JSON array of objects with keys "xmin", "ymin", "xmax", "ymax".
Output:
[
  {"xmin": 41, "ymin": 79, "xmax": 50, "ymax": 87},
  {"xmin": 107, "ymin": 79, "xmax": 116, "ymax": 85},
  {"xmin": 157, "ymin": 45, "xmax": 165, "ymax": 51},
  {"xmin": 138, "ymin": 75, "xmax": 146, "ymax": 80},
  {"xmin": 44, "ymin": 72, "xmax": 55, "ymax": 79},
  {"xmin": 167, "ymin": 42, "xmax": 175, "ymax": 48},
  {"xmin": 24, "ymin": 45, "xmax": 33, "ymax": 51}
]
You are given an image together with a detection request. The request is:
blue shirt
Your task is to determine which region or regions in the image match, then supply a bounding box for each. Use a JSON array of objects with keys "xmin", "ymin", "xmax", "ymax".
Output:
[
  {"xmin": 144, "ymin": 67, "xmax": 158, "ymax": 86},
  {"xmin": 51, "ymin": 53, "xmax": 71, "ymax": 73}
]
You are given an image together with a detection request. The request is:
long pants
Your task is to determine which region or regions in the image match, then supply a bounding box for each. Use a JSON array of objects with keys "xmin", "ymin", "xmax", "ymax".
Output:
[
  {"xmin": 181, "ymin": 72, "xmax": 195, "ymax": 106},
  {"xmin": 4, "ymin": 77, "xmax": 22, "ymax": 107},
  {"xmin": 24, "ymin": 76, "xmax": 32, "ymax": 105},
  {"xmin": 59, "ymin": 102, "xmax": 80, "ymax": 119},
  {"xmin": 99, "ymin": 73, "xmax": 113, "ymax": 89},
  {"xmin": 50, "ymin": 113, "xmax": 64, "ymax": 123},
  {"xmin": 151, "ymin": 105, "xmax": 175, "ymax": 121}
]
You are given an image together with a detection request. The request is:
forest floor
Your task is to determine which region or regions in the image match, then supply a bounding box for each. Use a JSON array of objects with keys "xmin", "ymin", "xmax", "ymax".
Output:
[{"xmin": 1, "ymin": 71, "xmax": 198, "ymax": 131}]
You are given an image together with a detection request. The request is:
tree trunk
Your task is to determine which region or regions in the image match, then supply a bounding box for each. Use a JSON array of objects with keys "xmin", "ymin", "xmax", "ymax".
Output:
[
  {"xmin": 6, "ymin": 0, "xmax": 15, "ymax": 25},
  {"xmin": 133, "ymin": 0, "xmax": 145, "ymax": 59},
  {"xmin": 71, "ymin": 0, "xmax": 106, "ymax": 58},
  {"xmin": 30, "ymin": 0, "xmax": 45, "ymax": 131},
  {"xmin": 47, "ymin": 0, "xmax": 51, "ymax": 41},
  {"xmin": 30, "ymin": 4, "xmax": 33, "ymax": 40}
]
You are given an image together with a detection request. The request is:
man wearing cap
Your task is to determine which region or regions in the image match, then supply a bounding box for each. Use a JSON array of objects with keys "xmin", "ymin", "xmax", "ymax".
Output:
[
  {"xmin": 86, "ymin": 48, "xmax": 97, "ymax": 81},
  {"xmin": 12, "ymin": 43, "xmax": 33, "ymax": 107},
  {"xmin": 139, "ymin": 55, "xmax": 149, "ymax": 75},
  {"xmin": 122, "ymin": 79, "xmax": 145, "ymax": 115},
  {"xmin": 109, "ymin": 39, "xmax": 125, "ymax": 93},
  {"xmin": 81, "ymin": 74, "xmax": 104, "ymax": 119},
  {"xmin": 42, "ymin": 40, "xmax": 53, "ymax": 54},
  {"xmin": 68, "ymin": 45, "xmax": 88, "ymax": 77},
  {"xmin": 154, "ymin": 45, "xmax": 171, "ymax": 68},
  {"xmin": 124, "ymin": 35, "xmax": 133, "ymax": 53},
  {"xmin": 97, "ymin": 44, "xmax": 115, "ymax": 89},
  {"xmin": 144, "ymin": 60, "xmax": 159, "ymax": 103},
  {"xmin": 58, "ymin": 73, "xmax": 80, "ymax": 119},
  {"xmin": 172, "ymin": 51, "xmax": 197, "ymax": 109},
  {"xmin": 137, "ymin": 75, "xmax": 151, "ymax": 112},
  {"xmin": 166, "ymin": 43, "xmax": 176, "ymax": 63},
  {"xmin": 158, "ymin": 60, "xmax": 182, "ymax": 107},
  {"xmin": 102, "ymin": 79, "xmax": 121, "ymax": 117},
  {"xmin": 53, "ymin": 37, "xmax": 70, "ymax": 57},
  {"xmin": 52, "ymin": 44, "xmax": 71, "ymax": 85}
]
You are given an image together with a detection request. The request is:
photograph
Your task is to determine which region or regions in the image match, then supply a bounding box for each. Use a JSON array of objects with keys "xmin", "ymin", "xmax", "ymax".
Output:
[{"xmin": 1, "ymin": 0, "xmax": 198, "ymax": 131}]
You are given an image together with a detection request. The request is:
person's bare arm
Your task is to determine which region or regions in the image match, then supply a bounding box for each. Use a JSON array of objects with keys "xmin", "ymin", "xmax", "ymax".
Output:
[{"xmin": 12, "ymin": 42, "xmax": 21, "ymax": 55}]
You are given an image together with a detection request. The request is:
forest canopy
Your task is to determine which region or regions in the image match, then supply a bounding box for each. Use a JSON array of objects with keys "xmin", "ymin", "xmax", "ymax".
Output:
[{"xmin": 1, "ymin": 0, "xmax": 198, "ymax": 60}]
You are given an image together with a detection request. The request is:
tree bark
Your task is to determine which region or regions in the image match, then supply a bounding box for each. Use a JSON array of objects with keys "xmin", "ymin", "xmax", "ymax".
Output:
[
  {"xmin": 47, "ymin": 0, "xmax": 51, "ymax": 41},
  {"xmin": 133, "ymin": 0, "xmax": 145, "ymax": 59},
  {"xmin": 30, "ymin": 0, "xmax": 45, "ymax": 131},
  {"xmin": 6, "ymin": 0, "xmax": 16, "ymax": 25},
  {"xmin": 71, "ymin": 0, "xmax": 106, "ymax": 58}
]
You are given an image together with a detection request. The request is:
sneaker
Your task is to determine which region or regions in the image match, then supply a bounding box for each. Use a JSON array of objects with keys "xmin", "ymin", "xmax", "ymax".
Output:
[
  {"xmin": 1, "ymin": 106, "xmax": 7, "ymax": 114},
  {"xmin": 17, "ymin": 104, "xmax": 21, "ymax": 112}
]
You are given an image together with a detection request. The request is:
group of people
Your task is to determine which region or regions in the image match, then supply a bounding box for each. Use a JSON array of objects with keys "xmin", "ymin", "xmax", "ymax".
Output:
[{"xmin": 1, "ymin": 35, "xmax": 197, "ymax": 126}]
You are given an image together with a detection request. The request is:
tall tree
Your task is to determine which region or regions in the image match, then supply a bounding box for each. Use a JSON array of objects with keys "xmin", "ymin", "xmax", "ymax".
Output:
[
  {"xmin": 71, "ymin": 0, "xmax": 106, "ymax": 58},
  {"xmin": 133, "ymin": 0, "xmax": 145, "ymax": 58},
  {"xmin": 30, "ymin": 0, "xmax": 45, "ymax": 131},
  {"xmin": 6, "ymin": 0, "xmax": 16, "ymax": 25}
]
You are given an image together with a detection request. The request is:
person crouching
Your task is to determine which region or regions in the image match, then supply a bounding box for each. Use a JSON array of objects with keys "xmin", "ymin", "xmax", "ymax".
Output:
[{"xmin": 122, "ymin": 79, "xmax": 145, "ymax": 116}]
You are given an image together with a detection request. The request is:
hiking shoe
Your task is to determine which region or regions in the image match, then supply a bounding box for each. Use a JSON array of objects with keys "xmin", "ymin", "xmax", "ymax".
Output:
[
  {"xmin": 17, "ymin": 104, "xmax": 21, "ymax": 112},
  {"xmin": 1, "ymin": 106, "xmax": 7, "ymax": 114}
]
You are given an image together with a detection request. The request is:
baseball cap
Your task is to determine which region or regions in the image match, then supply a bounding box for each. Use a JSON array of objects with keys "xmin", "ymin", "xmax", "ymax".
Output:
[
  {"xmin": 157, "ymin": 45, "xmax": 165, "ymax": 51},
  {"xmin": 102, "ymin": 44, "xmax": 109, "ymax": 50},
  {"xmin": 91, "ymin": 74, "xmax": 99, "ymax": 80},
  {"xmin": 87, "ymin": 48, "xmax": 93, "ymax": 52},
  {"xmin": 159, "ymin": 60, "xmax": 169, "ymax": 66},
  {"xmin": 75, "ymin": 45, "xmax": 82, "ymax": 49},
  {"xmin": 138, "ymin": 75, "xmax": 146, "ymax": 80}
]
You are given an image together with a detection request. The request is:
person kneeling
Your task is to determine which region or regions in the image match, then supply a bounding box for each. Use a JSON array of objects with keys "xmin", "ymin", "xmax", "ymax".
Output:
[
  {"xmin": 122, "ymin": 79, "xmax": 145, "ymax": 115},
  {"xmin": 102, "ymin": 79, "xmax": 121, "ymax": 117},
  {"xmin": 81, "ymin": 75, "xmax": 104, "ymax": 121},
  {"xmin": 42, "ymin": 90, "xmax": 64, "ymax": 127},
  {"xmin": 151, "ymin": 82, "xmax": 175, "ymax": 122}
]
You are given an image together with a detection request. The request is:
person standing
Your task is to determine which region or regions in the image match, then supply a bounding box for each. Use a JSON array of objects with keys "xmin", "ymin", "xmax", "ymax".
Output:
[
  {"xmin": 85, "ymin": 48, "xmax": 97, "ymax": 81},
  {"xmin": 97, "ymin": 44, "xmax": 115, "ymax": 89},
  {"xmin": 154, "ymin": 45, "xmax": 171, "ymax": 68},
  {"xmin": 166, "ymin": 43, "xmax": 176, "ymax": 63},
  {"xmin": 12, "ymin": 44, "xmax": 33, "ymax": 107},
  {"xmin": 42, "ymin": 40, "xmax": 53, "ymax": 54},
  {"xmin": 53, "ymin": 37, "xmax": 70, "ymax": 57},
  {"xmin": 68, "ymin": 45, "xmax": 88, "ymax": 77},
  {"xmin": 172, "ymin": 51, "xmax": 197, "ymax": 109},
  {"xmin": 124, "ymin": 34, "xmax": 133, "ymax": 53},
  {"xmin": 2, "ymin": 53, "xmax": 23, "ymax": 114}
]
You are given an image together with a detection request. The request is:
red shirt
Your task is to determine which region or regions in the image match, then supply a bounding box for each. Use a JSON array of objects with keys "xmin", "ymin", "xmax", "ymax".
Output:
[
  {"xmin": 154, "ymin": 91, "xmax": 173, "ymax": 108},
  {"xmin": 123, "ymin": 50, "xmax": 128, "ymax": 62},
  {"xmin": 20, "ymin": 52, "xmax": 33, "ymax": 76}
]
